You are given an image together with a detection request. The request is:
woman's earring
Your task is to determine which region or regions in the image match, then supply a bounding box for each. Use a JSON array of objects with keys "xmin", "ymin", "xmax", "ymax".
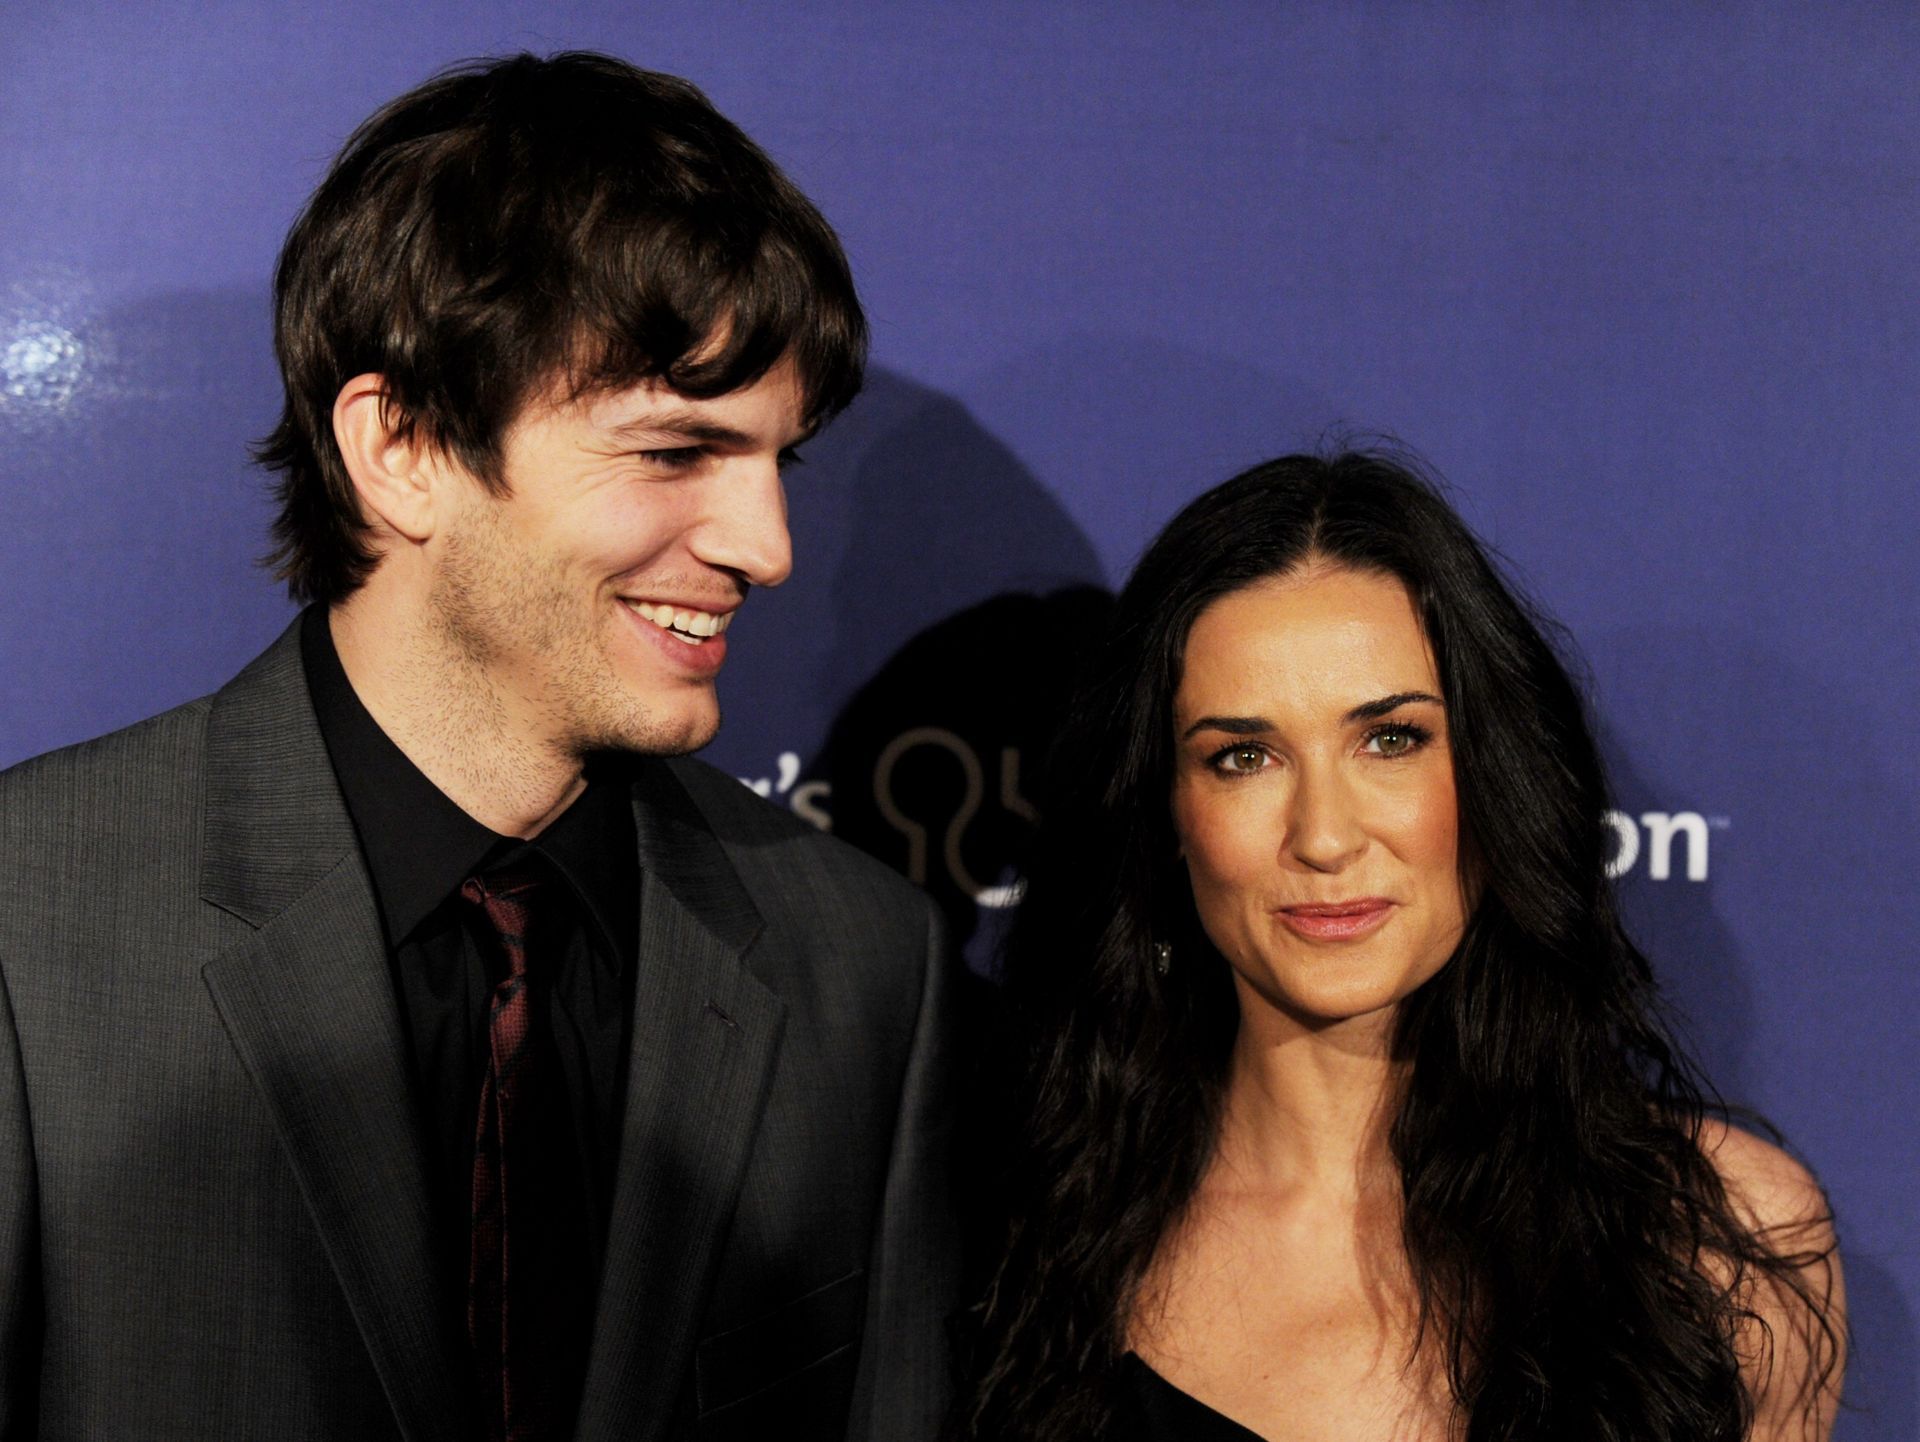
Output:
[{"xmin": 1153, "ymin": 942, "xmax": 1172, "ymax": 977}]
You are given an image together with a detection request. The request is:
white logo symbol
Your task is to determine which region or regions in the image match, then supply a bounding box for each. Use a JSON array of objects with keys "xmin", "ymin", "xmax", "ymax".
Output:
[
  {"xmin": 1604, "ymin": 810, "xmax": 1713, "ymax": 881},
  {"xmin": 738, "ymin": 751, "xmax": 832, "ymax": 831}
]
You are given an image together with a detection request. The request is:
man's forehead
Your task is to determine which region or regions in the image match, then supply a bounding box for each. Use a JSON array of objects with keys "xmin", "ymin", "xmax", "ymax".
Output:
[
  {"xmin": 572, "ymin": 358, "xmax": 807, "ymax": 436},
  {"xmin": 495, "ymin": 362, "xmax": 807, "ymax": 449}
]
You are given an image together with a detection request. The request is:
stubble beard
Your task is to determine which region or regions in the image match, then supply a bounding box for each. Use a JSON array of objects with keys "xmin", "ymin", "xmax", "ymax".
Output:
[{"xmin": 426, "ymin": 502, "xmax": 718, "ymax": 766}]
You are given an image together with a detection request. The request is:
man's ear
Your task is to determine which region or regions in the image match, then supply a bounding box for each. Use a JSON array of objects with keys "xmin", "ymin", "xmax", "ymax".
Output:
[{"xmin": 332, "ymin": 373, "xmax": 441, "ymax": 544}]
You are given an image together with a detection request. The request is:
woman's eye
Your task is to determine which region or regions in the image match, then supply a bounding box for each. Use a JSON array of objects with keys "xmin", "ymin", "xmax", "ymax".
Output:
[
  {"xmin": 1213, "ymin": 744, "xmax": 1268, "ymax": 774},
  {"xmin": 1364, "ymin": 724, "xmax": 1428, "ymax": 757}
]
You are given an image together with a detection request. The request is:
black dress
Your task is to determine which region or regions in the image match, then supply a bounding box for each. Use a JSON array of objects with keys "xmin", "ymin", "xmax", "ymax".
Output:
[{"xmin": 1111, "ymin": 1354, "xmax": 1268, "ymax": 1441}]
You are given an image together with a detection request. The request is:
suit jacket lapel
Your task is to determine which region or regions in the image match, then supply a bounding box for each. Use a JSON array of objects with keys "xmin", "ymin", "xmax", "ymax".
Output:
[
  {"xmin": 575, "ymin": 761, "xmax": 785, "ymax": 1442},
  {"xmin": 196, "ymin": 621, "xmax": 469, "ymax": 1442}
]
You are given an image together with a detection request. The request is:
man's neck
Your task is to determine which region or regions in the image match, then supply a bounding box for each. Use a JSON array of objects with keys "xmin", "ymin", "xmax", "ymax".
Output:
[{"xmin": 326, "ymin": 601, "xmax": 585, "ymax": 840}]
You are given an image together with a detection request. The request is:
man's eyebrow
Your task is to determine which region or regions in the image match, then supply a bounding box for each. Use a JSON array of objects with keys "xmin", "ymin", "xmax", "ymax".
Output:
[
  {"xmin": 605, "ymin": 409, "xmax": 819, "ymax": 451},
  {"xmin": 1344, "ymin": 690, "xmax": 1444, "ymax": 723},
  {"xmin": 606, "ymin": 411, "xmax": 758, "ymax": 447}
]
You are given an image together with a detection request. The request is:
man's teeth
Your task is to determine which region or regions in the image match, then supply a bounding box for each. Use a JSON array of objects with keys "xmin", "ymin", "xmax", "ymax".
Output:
[{"xmin": 626, "ymin": 600, "xmax": 734, "ymax": 641}]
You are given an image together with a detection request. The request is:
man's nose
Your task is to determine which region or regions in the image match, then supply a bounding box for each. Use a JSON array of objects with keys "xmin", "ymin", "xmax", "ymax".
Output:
[{"xmin": 695, "ymin": 458, "xmax": 793, "ymax": 588}]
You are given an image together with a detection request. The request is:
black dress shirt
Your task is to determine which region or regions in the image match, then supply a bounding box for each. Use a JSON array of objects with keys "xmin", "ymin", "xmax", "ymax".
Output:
[{"xmin": 300, "ymin": 605, "xmax": 639, "ymax": 1416}]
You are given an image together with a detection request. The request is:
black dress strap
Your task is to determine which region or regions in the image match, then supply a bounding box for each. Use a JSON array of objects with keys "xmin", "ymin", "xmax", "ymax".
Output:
[{"xmin": 1112, "ymin": 1354, "xmax": 1269, "ymax": 1441}]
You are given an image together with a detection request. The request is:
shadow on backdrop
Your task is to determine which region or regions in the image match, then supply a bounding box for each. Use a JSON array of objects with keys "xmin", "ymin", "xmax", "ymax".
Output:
[
  {"xmin": 814, "ymin": 585, "xmax": 1113, "ymax": 968},
  {"xmin": 1836, "ymin": 1251, "xmax": 1918, "ymax": 1442},
  {"xmin": 748, "ymin": 368, "xmax": 1109, "ymax": 971},
  {"xmin": 798, "ymin": 367, "xmax": 1108, "ymax": 697}
]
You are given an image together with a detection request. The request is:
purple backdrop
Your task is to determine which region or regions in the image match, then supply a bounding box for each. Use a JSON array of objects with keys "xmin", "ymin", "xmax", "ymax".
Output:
[{"xmin": 3, "ymin": 3, "xmax": 1913, "ymax": 1431}]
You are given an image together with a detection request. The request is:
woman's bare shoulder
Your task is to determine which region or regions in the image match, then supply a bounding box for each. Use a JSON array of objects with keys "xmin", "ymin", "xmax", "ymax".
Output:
[
  {"xmin": 1697, "ymin": 1120, "xmax": 1846, "ymax": 1441},
  {"xmin": 1700, "ymin": 1122, "xmax": 1829, "ymax": 1233}
]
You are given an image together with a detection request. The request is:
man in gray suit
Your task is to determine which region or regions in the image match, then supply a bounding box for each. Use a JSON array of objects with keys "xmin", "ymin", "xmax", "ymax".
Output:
[{"xmin": 0, "ymin": 52, "xmax": 956, "ymax": 1440}]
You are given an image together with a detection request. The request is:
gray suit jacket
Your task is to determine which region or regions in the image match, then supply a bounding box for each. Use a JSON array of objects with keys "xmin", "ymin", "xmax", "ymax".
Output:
[{"xmin": 0, "ymin": 620, "xmax": 958, "ymax": 1440}]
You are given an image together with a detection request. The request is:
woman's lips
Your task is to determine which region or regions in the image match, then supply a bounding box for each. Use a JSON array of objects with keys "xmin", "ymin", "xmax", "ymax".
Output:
[{"xmin": 1275, "ymin": 898, "xmax": 1394, "ymax": 941}]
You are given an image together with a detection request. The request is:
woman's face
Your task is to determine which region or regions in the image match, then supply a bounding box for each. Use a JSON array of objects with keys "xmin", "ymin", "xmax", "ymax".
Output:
[{"xmin": 1170, "ymin": 563, "xmax": 1468, "ymax": 1036}]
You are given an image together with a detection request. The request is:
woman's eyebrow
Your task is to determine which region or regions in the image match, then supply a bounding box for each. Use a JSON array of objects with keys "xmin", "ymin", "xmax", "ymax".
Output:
[
  {"xmin": 1180, "ymin": 692, "xmax": 1443, "ymax": 742},
  {"xmin": 1344, "ymin": 690, "xmax": 1444, "ymax": 723},
  {"xmin": 1179, "ymin": 715, "xmax": 1270, "ymax": 741}
]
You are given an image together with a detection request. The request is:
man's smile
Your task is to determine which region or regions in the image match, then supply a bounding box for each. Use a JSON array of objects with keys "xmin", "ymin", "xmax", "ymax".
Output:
[{"xmin": 620, "ymin": 597, "xmax": 736, "ymax": 643}]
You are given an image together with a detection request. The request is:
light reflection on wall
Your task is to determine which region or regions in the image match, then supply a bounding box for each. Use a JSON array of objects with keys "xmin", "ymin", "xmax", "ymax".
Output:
[{"xmin": 1, "ymin": 320, "xmax": 86, "ymax": 408}]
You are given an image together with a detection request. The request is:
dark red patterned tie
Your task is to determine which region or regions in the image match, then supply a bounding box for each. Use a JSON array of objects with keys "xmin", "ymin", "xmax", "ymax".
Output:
[{"xmin": 461, "ymin": 868, "xmax": 553, "ymax": 1442}]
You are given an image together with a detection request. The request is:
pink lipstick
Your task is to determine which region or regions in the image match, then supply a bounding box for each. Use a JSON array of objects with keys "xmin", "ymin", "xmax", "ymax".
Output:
[{"xmin": 1276, "ymin": 898, "xmax": 1394, "ymax": 941}]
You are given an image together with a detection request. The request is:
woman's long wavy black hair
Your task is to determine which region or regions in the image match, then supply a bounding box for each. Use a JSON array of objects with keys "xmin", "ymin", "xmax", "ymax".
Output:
[{"xmin": 959, "ymin": 451, "xmax": 1840, "ymax": 1440}]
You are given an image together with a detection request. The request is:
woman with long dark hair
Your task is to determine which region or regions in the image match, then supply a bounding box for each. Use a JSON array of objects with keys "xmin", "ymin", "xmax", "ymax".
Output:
[{"xmin": 961, "ymin": 452, "xmax": 1844, "ymax": 1441}]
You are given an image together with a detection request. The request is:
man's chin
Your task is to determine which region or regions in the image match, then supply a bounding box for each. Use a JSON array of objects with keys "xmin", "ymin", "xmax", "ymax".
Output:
[
  {"xmin": 582, "ymin": 700, "xmax": 721, "ymax": 759},
  {"xmin": 660, "ymin": 702, "xmax": 723, "ymax": 756},
  {"xmin": 641, "ymin": 723, "xmax": 719, "ymax": 758}
]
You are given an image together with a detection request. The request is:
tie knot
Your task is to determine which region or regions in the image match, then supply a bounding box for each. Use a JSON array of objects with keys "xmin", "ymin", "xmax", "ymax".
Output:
[
  {"xmin": 460, "ymin": 867, "xmax": 542, "ymax": 972},
  {"xmin": 461, "ymin": 867, "xmax": 541, "ymax": 907}
]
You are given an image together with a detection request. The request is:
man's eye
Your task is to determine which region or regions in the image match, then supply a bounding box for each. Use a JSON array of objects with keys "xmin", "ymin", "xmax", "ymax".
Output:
[{"xmin": 641, "ymin": 446, "xmax": 705, "ymax": 471}]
